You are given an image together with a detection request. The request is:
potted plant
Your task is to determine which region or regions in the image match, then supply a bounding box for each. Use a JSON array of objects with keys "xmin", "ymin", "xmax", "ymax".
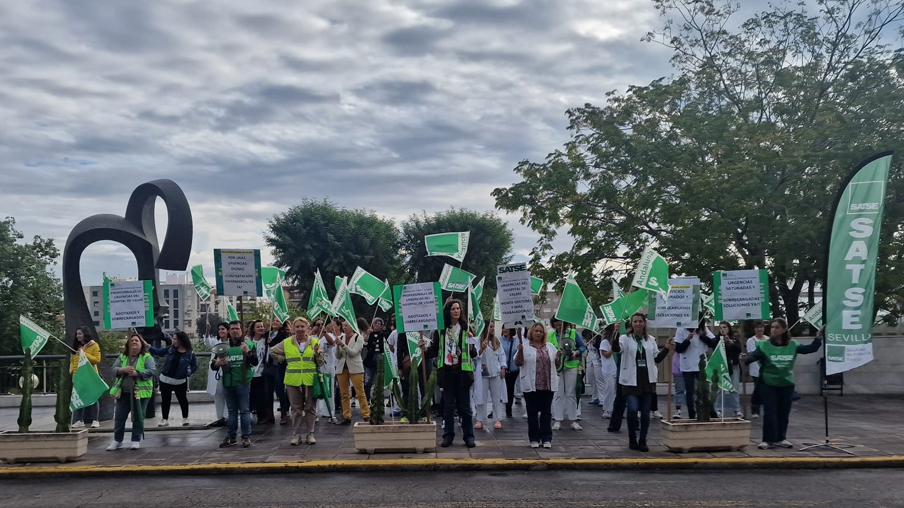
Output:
[
  {"xmin": 0, "ymin": 345, "xmax": 89, "ymax": 464},
  {"xmin": 353, "ymin": 353, "xmax": 438, "ymax": 454},
  {"xmin": 660, "ymin": 355, "xmax": 751, "ymax": 453}
]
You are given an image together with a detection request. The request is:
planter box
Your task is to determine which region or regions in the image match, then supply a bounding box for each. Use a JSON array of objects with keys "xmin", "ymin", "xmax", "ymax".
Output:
[
  {"xmin": 0, "ymin": 430, "xmax": 89, "ymax": 463},
  {"xmin": 353, "ymin": 421, "xmax": 437, "ymax": 454},
  {"xmin": 660, "ymin": 419, "xmax": 751, "ymax": 453}
]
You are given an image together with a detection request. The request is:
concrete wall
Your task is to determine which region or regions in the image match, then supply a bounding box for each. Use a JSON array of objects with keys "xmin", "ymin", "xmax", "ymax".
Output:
[{"xmin": 792, "ymin": 336, "xmax": 904, "ymax": 395}]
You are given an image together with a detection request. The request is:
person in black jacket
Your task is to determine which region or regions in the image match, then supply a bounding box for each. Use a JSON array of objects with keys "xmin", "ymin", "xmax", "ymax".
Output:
[{"xmin": 364, "ymin": 317, "xmax": 390, "ymax": 402}]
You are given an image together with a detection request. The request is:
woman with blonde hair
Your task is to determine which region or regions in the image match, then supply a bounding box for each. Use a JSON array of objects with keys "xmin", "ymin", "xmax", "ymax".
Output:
[
  {"xmin": 473, "ymin": 321, "xmax": 508, "ymax": 430},
  {"xmin": 514, "ymin": 322, "xmax": 561, "ymax": 448},
  {"xmin": 269, "ymin": 317, "xmax": 324, "ymax": 446},
  {"xmin": 107, "ymin": 333, "xmax": 156, "ymax": 451}
]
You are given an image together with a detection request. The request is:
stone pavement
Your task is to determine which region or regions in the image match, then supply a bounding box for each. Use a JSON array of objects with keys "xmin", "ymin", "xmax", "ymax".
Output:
[{"xmin": 3, "ymin": 392, "xmax": 902, "ymax": 469}]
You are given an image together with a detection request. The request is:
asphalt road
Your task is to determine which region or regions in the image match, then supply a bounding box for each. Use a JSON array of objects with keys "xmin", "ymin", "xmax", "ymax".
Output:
[{"xmin": 3, "ymin": 469, "xmax": 900, "ymax": 507}]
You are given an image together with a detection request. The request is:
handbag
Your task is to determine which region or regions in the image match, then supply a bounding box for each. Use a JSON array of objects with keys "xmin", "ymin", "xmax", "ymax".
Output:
[{"xmin": 312, "ymin": 367, "xmax": 332, "ymax": 400}]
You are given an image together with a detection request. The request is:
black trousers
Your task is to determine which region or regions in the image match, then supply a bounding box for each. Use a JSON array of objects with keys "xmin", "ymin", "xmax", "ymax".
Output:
[
  {"xmin": 504, "ymin": 371, "xmax": 519, "ymax": 416},
  {"xmin": 760, "ymin": 383, "xmax": 794, "ymax": 443},
  {"xmin": 524, "ymin": 390, "xmax": 553, "ymax": 444},
  {"xmin": 607, "ymin": 384, "xmax": 627, "ymax": 431},
  {"xmin": 441, "ymin": 368, "xmax": 474, "ymax": 442},
  {"xmin": 160, "ymin": 381, "xmax": 189, "ymax": 420}
]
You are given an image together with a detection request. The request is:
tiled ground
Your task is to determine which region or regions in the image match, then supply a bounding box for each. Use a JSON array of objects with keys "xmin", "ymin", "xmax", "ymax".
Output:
[{"xmin": 2, "ymin": 393, "xmax": 901, "ymax": 467}]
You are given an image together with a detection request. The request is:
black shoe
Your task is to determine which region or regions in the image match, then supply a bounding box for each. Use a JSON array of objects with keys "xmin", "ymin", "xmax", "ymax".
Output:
[
  {"xmin": 207, "ymin": 418, "xmax": 226, "ymax": 428},
  {"xmin": 506, "ymin": 412, "xmax": 513, "ymax": 419},
  {"xmin": 219, "ymin": 437, "xmax": 237, "ymax": 448},
  {"xmin": 629, "ymin": 435, "xmax": 639, "ymax": 450},
  {"xmin": 638, "ymin": 441, "xmax": 649, "ymax": 452},
  {"xmin": 465, "ymin": 439, "xmax": 476, "ymax": 448},
  {"xmin": 441, "ymin": 439, "xmax": 453, "ymax": 448},
  {"xmin": 338, "ymin": 418, "xmax": 352, "ymax": 425},
  {"xmin": 607, "ymin": 427, "xmax": 620, "ymax": 433},
  {"xmin": 242, "ymin": 436, "xmax": 251, "ymax": 448}
]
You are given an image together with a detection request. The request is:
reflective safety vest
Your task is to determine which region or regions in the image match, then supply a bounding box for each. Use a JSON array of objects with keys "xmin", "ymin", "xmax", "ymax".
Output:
[
  {"xmin": 284, "ymin": 337, "xmax": 320, "ymax": 387},
  {"xmin": 437, "ymin": 329, "xmax": 473, "ymax": 372},
  {"xmin": 111, "ymin": 354, "xmax": 154, "ymax": 399}
]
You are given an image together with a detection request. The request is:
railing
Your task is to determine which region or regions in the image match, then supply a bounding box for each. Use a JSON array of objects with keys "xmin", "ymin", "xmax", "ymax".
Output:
[{"xmin": 0, "ymin": 353, "xmax": 216, "ymax": 395}]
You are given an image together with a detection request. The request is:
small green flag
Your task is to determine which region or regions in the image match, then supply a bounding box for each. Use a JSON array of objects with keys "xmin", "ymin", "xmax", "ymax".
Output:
[
  {"xmin": 469, "ymin": 283, "xmax": 486, "ymax": 338},
  {"xmin": 704, "ymin": 341, "xmax": 735, "ymax": 392},
  {"xmin": 599, "ymin": 289, "xmax": 649, "ymax": 325},
  {"xmin": 555, "ymin": 276, "xmax": 598, "ymax": 330},
  {"xmin": 350, "ymin": 267, "xmax": 390, "ymax": 306},
  {"xmin": 802, "ymin": 302, "xmax": 823, "ymax": 329},
  {"xmin": 70, "ymin": 351, "xmax": 110, "ymax": 411},
  {"xmin": 19, "ymin": 315, "xmax": 51, "ymax": 359},
  {"xmin": 530, "ymin": 276, "xmax": 544, "ymax": 296},
  {"xmin": 331, "ymin": 277, "xmax": 358, "ymax": 325},
  {"xmin": 611, "ymin": 280, "xmax": 626, "ymax": 301},
  {"xmin": 191, "ymin": 265, "xmax": 213, "ymax": 301},
  {"xmin": 334, "ymin": 276, "xmax": 343, "ymax": 291},
  {"xmin": 701, "ymin": 292, "xmax": 715, "ymax": 316},
  {"xmin": 383, "ymin": 341, "xmax": 399, "ymax": 389},
  {"xmin": 308, "ymin": 270, "xmax": 333, "ymax": 319},
  {"xmin": 224, "ymin": 297, "xmax": 239, "ymax": 322},
  {"xmin": 631, "ymin": 247, "xmax": 670, "ymax": 298},
  {"xmin": 273, "ymin": 285, "xmax": 290, "ymax": 323},
  {"xmin": 425, "ymin": 231, "xmax": 470, "ymax": 263},
  {"xmin": 261, "ymin": 267, "xmax": 286, "ymax": 301},
  {"xmin": 439, "ymin": 263, "xmax": 476, "ymax": 292},
  {"xmin": 406, "ymin": 332, "xmax": 423, "ymax": 367},
  {"xmin": 377, "ymin": 279, "xmax": 394, "ymax": 312}
]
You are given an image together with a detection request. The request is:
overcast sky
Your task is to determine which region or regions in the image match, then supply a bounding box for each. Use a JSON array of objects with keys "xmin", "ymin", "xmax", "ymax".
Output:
[{"xmin": 0, "ymin": 0, "xmax": 675, "ymax": 287}]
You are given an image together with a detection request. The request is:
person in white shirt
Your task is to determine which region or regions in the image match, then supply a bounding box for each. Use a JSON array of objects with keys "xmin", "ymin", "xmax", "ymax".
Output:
[
  {"xmin": 312, "ymin": 318, "xmax": 338, "ymax": 422},
  {"xmin": 473, "ymin": 321, "xmax": 508, "ymax": 430},
  {"xmin": 746, "ymin": 320, "xmax": 768, "ymax": 419},
  {"xmin": 597, "ymin": 324, "xmax": 619, "ymax": 419},
  {"xmin": 674, "ymin": 321, "xmax": 719, "ymax": 419}
]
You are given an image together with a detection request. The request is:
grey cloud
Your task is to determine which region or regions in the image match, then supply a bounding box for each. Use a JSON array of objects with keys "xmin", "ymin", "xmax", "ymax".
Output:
[
  {"xmin": 430, "ymin": 0, "xmax": 560, "ymax": 30},
  {"xmin": 354, "ymin": 80, "xmax": 437, "ymax": 105},
  {"xmin": 382, "ymin": 25, "xmax": 452, "ymax": 56}
]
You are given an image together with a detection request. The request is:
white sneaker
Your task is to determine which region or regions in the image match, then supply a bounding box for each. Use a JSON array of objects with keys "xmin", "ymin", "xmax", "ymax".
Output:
[
  {"xmin": 542, "ymin": 441, "xmax": 552, "ymax": 448},
  {"xmin": 757, "ymin": 441, "xmax": 772, "ymax": 450},
  {"xmin": 90, "ymin": 421, "xmax": 100, "ymax": 428},
  {"xmin": 530, "ymin": 441, "xmax": 540, "ymax": 448},
  {"xmin": 751, "ymin": 413, "xmax": 760, "ymax": 419},
  {"xmin": 570, "ymin": 422, "xmax": 583, "ymax": 431},
  {"xmin": 552, "ymin": 421, "xmax": 561, "ymax": 431},
  {"xmin": 130, "ymin": 441, "xmax": 140, "ymax": 450},
  {"xmin": 106, "ymin": 441, "xmax": 123, "ymax": 451},
  {"xmin": 735, "ymin": 411, "xmax": 745, "ymax": 420},
  {"xmin": 777, "ymin": 440, "xmax": 793, "ymax": 448},
  {"xmin": 672, "ymin": 411, "xmax": 682, "ymax": 420},
  {"xmin": 72, "ymin": 421, "xmax": 85, "ymax": 429},
  {"xmin": 158, "ymin": 419, "xmax": 169, "ymax": 427},
  {"xmin": 182, "ymin": 418, "xmax": 190, "ymax": 426},
  {"xmin": 601, "ymin": 410, "xmax": 612, "ymax": 419},
  {"xmin": 651, "ymin": 411, "xmax": 663, "ymax": 419},
  {"xmin": 522, "ymin": 413, "xmax": 528, "ymax": 419}
]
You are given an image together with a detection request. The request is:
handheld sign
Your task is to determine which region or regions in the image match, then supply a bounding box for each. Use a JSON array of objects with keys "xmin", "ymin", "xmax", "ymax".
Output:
[
  {"xmin": 648, "ymin": 279, "xmax": 700, "ymax": 328},
  {"xmin": 104, "ymin": 280, "xmax": 154, "ymax": 329},
  {"xmin": 713, "ymin": 269, "xmax": 769, "ymax": 321},
  {"xmin": 393, "ymin": 282, "xmax": 444, "ymax": 333},
  {"xmin": 496, "ymin": 262, "xmax": 534, "ymax": 328},
  {"xmin": 214, "ymin": 249, "xmax": 263, "ymax": 297}
]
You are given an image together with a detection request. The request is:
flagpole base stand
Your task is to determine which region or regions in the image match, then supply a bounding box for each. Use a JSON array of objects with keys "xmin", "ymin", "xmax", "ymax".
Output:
[{"xmin": 798, "ymin": 440, "xmax": 856, "ymax": 455}]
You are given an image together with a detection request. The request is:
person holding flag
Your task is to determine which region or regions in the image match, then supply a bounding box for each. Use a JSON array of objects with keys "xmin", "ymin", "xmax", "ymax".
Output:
[
  {"xmin": 147, "ymin": 331, "xmax": 198, "ymax": 427},
  {"xmin": 107, "ymin": 333, "xmax": 156, "ymax": 451},
  {"xmin": 713, "ymin": 322, "xmax": 744, "ymax": 419},
  {"xmin": 69, "ymin": 326, "xmax": 102, "ymax": 429},
  {"xmin": 422, "ymin": 299, "xmax": 478, "ymax": 448},
  {"xmin": 364, "ymin": 318, "xmax": 390, "ymax": 403},
  {"xmin": 610, "ymin": 313, "xmax": 672, "ymax": 452},
  {"xmin": 674, "ymin": 321, "xmax": 719, "ymax": 419},
  {"xmin": 746, "ymin": 321, "xmax": 768, "ymax": 419},
  {"xmin": 745, "ymin": 318, "xmax": 822, "ymax": 450},
  {"xmin": 269, "ymin": 317, "xmax": 324, "ymax": 446},
  {"xmin": 334, "ymin": 318, "xmax": 369, "ymax": 425}
]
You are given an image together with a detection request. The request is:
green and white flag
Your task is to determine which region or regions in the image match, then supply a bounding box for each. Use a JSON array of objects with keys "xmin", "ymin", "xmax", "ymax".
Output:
[
  {"xmin": 802, "ymin": 301, "xmax": 824, "ymax": 329},
  {"xmin": 308, "ymin": 270, "xmax": 333, "ymax": 319},
  {"xmin": 331, "ymin": 277, "xmax": 358, "ymax": 325},
  {"xmin": 272, "ymin": 285, "xmax": 290, "ymax": 323},
  {"xmin": 631, "ymin": 247, "xmax": 669, "ymax": 297},
  {"xmin": 599, "ymin": 289, "xmax": 649, "ymax": 325},
  {"xmin": 378, "ymin": 280, "xmax": 394, "ymax": 312},
  {"xmin": 704, "ymin": 341, "xmax": 735, "ymax": 392},
  {"xmin": 224, "ymin": 297, "xmax": 239, "ymax": 322},
  {"xmin": 469, "ymin": 283, "xmax": 486, "ymax": 338},
  {"xmin": 530, "ymin": 276, "xmax": 544, "ymax": 296},
  {"xmin": 19, "ymin": 315, "xmax": 51, "ymax": 359},
  {"xmin": 384, "ymin": 340, "xmax": 399, "ymax": 389},
  {"xmin": 425, "ymin": 231, "xmax": 470, "ymax": 263},
  {"xmin": 190, "ymin": 265, "xmax": 213, "ymax": 301},
  {"xmin": 555, "ymin": 276, "xmax": 598, "ymax": 330},
  {"xmin": 261, "ymin": 267, "xmax": 286, "ymax": 301},
  {"xmin": 70, "ymin": 351, "xmax": 110, "ymax": 411},
  {"xmin": 701, "ymin": 292, "xmax": 715, "ymax": 316},
  {"xmin": 334, "ymin": 276, "xmax": 343, "ymax": 291},
  {"xmin": 493, "ymin": 294, "xmax": 501, "ymax": 321},
  {"xmin": 472, "ymin": 277, "xmax": 485, "ymax": 305},
  {"xmin": 349, "ymin": 267, "xmax": 389, "ymax": 306},
  {"xmin": 611, "ymin": 280, "xmax": 626, "ymax": 301},
  {"xmin": 826, "ymin": 152, "xmax": 892, "ymax": 375},
  {"xmin": 405, "ymin": 332, "xmax": 423, "ymax": 367},
  {"xmin": 439, "ymin": 263, "xmax": 476, "ymax": 293}
]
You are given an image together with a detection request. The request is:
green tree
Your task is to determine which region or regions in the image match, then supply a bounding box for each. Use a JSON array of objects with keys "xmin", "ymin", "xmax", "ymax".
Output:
[
  {"xmin": 0, "ymin": 218, "xmax": 63, "ymax": 355},
  {"xmin": 493, "ymin": 0, "xmax": 904, "ymax": 324},
  {"xmin": 399, "ymin": 209, "xmax": 514, "ymax": 313},
  {"xmin": 196, "ymin": 313, "xmax": 224, "ymax": 338},
  {"xmin": 265, "ymin": 199, "xmax": 405, "ymax": 319}
]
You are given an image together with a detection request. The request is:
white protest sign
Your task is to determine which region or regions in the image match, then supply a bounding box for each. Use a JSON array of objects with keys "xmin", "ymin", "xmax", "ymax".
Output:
[
  {"xmin": 214, "ymin": 249, "xmax": 263, "ymax": 297},
  {"xmin": 496, "ymin": 262, "xmax": 534, "ymax": 327},
  {"xmin": 104, "ymin": 280, "xmax": 154, "ymax": 329},
  {"xmin": 713, "ymin": 269, "xmax": 770, "ymax": 321},
  {"xmin": 648, "ymin": 283, "xmax": 700, "ymax": 328},
  {"xmin": 393, "ymin": 282, "xmax": 444, "ymax": 333}
]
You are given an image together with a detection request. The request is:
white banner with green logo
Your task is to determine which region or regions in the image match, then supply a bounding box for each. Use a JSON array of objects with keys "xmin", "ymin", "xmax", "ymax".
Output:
[
  {"xmin": 104, "ymin": 280, "xmax": 154, "ymax": 329},
  {"xmin": 826, "ymin": 152, "xmax": 892, "ymax": 375},
  {"xmin": 713, "ymin": 269, "xmax": 770, "ymax": 321}
]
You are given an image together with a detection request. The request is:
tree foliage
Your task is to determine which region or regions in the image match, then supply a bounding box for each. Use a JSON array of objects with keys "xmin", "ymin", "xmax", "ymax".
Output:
[
  {"xmin": 493, "ymin": 0, "xmax": 904, "ymax": 323},
  {"xmin": 0, "ymin": 218, "xmax": 63, "ymax": 355}
]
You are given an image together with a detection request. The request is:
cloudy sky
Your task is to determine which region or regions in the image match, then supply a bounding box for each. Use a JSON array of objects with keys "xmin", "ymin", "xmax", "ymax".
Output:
[{"xmin": 0, "ymin": 0, "xmax": 675, "ymax": 287}]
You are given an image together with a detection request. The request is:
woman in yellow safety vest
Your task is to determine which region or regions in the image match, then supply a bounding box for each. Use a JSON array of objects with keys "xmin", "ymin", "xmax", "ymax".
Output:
[
  {"xmin": 270, "ymin": 317, "xmax": 324, "ymax": 446},
  {"xmin": 107, "ymin": 333, "xmax": 156, "ymax": 451}
]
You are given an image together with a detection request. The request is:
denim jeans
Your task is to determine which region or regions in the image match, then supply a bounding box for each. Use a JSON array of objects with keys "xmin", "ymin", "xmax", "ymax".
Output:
[
  {"xmin": 607, "ymin": 384, "xmax": 626, "ymax": 431},
  {"xmin": 364, "ymin": 366, "xmax": 376, "ymax": 403},
  {"xmin": 113, "ymin": 395, "xmax": 150, "ymax": 443},
  {"xmin": 682, "ymin": 371, "xmax": 698, "ymax": 418},
  {"xmin": 224, "ymin": 385, "xmax": 252, "ymax": 438},
  {"xmin": 73, "ymin": 402, "xmax": 99, "ymax": 424},
  {"xmin": 626, "ymin": 393, "xmax": 652, "ymax": 442}
]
